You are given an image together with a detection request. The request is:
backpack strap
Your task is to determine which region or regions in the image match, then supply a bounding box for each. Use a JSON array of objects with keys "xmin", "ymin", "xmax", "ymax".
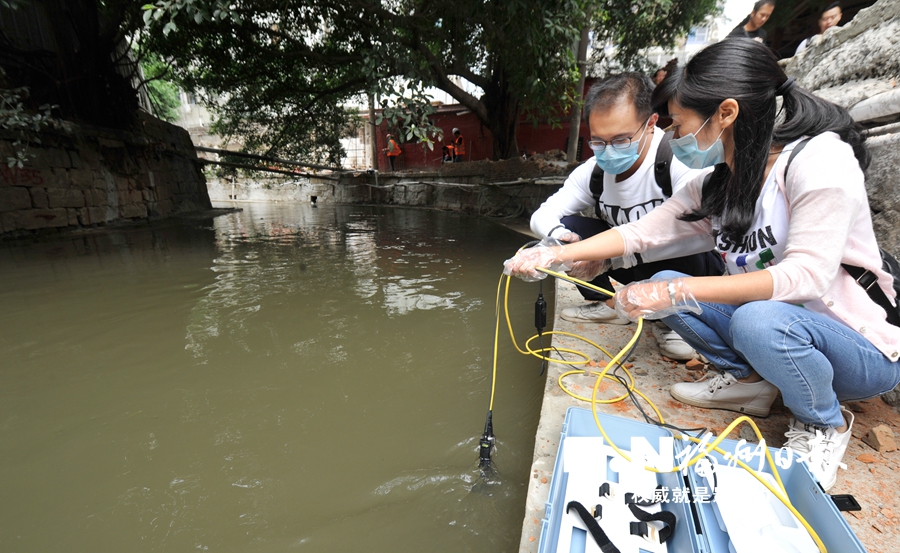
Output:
[
  {"xmin": 589, "ymin": 163, "xmax": 605, "ymax": 219},
  {"xmin": 783, "ymin": 136, "xmax": 900, "ymax": 326},
  {"xmin": 654, "ymin": 130, "xmax": 674, "ymax": 198},
  {"xmin": 589, "ymin": 163, "xmax": 605, "ymax": 197},
  {"xmin": 782, "ymin": 137, "xmax": 812, "ymax": 183},
  {"xmin": 841, "ymin": 263, "xmax": 900, "ymax": 326}
]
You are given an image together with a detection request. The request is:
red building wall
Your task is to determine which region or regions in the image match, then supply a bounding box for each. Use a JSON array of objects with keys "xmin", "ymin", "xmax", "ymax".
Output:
[{"xmin": 371, "ymin": 81, "xmax": 598, "ymax": 172}]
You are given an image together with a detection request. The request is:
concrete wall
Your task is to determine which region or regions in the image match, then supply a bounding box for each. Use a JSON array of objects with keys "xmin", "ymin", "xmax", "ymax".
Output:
[{"xmin": 0, "ymin": 112, "xmax": 211, "ymax": 238}]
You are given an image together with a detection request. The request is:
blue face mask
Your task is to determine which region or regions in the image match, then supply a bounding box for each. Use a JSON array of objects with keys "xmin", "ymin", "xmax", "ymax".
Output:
[
  {"xmin": 591, "ymin": 124, "xmax": 649, "ymax": 175},
  {"xmin": 669, "ymin": 117, "xmax": 726, "ymax": 169}
]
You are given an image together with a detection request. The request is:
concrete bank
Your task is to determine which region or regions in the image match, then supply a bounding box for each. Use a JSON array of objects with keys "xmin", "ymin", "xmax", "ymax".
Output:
[{"xmin": 517, "ymin": 282, "xmax": 900, "ymax": 553}]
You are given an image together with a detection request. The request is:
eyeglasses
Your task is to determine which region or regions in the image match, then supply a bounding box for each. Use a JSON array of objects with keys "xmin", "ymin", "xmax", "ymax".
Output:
[{"xmin": 588, "ymin": 116, "xmax": 652, "ymax": 150}]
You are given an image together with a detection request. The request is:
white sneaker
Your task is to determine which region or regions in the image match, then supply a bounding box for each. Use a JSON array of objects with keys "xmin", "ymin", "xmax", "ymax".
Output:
[
  {"xmin": 670, "ymin": 371, "xmax": 780, "ymax": 417},
  {"xmin": 560, "ymin": 302, "xmax": 631, "ymax": 325},
  {"xmin": 651, "ymin": 321, "xmax": 695, "ymax": 361},
  {"xmin": 784, "ymin": 407, "xmax": 854, "ymax": 491}
]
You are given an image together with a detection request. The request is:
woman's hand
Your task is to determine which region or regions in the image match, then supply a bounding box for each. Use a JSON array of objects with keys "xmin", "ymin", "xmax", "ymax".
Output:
[
  {"xmin": 503, "ymin": 238, "xmax": 572, "ymax": 282},
  {"xmin": 614, "ymin": 278, "xmax": 702, "ymax": 321},
  {"xmin": 566, "ymin": 259, "xmax": 609, "ymax": 281}
]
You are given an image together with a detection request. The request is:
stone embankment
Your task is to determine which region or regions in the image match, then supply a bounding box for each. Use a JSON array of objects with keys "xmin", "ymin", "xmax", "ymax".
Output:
[
  {"xmin": 0, "ymin": 112, "xmax": 211, "ymax": 238},
  {"xmin": 206, "ymin": 155, "xmax": 573, "ymax": 220},
  {"xmin": 783, "ymin": 0, "xmax": 900, "ymax": 253}
]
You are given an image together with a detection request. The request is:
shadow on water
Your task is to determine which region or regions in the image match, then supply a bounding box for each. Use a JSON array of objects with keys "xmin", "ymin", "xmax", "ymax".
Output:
[{"xmin": 0, "ymin": 203, "xmax": 552, "ymax": 552}]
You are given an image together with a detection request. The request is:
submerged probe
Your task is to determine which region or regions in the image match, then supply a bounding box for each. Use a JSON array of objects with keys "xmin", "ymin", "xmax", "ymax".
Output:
[{"xmin": 478, "ymin": 410, "xmax": 495, "ymax": 470}]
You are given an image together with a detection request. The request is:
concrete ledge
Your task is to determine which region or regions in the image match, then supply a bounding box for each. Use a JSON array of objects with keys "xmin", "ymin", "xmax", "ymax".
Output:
[{"xmin": 518, "ymin": 281, "xmax": 900, "ymax": 552}]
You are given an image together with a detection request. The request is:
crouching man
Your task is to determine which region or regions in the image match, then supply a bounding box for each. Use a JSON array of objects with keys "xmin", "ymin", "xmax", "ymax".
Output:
[{"xmin": 530, "ymin": 73, "xmax": 724, "ymax": 361}]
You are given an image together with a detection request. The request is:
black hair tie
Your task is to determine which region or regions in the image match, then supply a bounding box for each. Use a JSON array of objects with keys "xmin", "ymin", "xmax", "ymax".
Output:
[{"xmin": 776, "ymin": 77, "xmax": 796, "ymax": 96}]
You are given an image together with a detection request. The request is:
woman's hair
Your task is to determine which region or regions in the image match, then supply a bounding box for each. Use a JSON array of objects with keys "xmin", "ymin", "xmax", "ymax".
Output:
[
  {"xmin": 738, "ymin": 0, "xmax": 776, "ymax": 26},
  {"xmin": 651, "ymin": 38, "xmax": 868, "ymax": 243}
]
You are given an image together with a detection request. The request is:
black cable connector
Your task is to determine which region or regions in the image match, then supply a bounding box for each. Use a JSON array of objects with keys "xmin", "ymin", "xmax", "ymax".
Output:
[
  {"xmin": 534, "ymin": 292, "xmax": 547, "ymax": 332},
  {"xmin": 478, "ymin": 410, "xmax": 495, "ymax": 471},
  {"xmin": 535, "ymin": 281, "xmax": 548, "ymax": 375}
]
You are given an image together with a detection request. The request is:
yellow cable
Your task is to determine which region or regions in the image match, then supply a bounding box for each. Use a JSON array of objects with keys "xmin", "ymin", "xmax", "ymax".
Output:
[{"xmin": 491, "ymin": 267, "xmax": 827, "ymax": 553}]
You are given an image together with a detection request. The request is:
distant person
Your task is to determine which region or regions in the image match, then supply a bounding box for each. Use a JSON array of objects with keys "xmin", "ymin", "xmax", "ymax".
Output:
[
  {"xmin": 654, "ymin": 59, "xmax": 678, "ymax": 129},
  {"xmin": 528, "ymin": 73, "xmax": 724, "ymax": 362},
  {"xmin": 383, "ymin": 134, "xmax": 401, "ymax": 171},
  {"xmin": 727, "ymin": 0, "xmax": 775, "ymax": 43},
  {"xmin": 651, "ymin": 68, "xmax": 667, "ymax": 86},
  {"xmin": 442, "ymin": 143, "xmax": 455, "ymax": 164},
  {"xmin": 452, "ymin": 128, "xmax": 465, "ymax": 162},
  {"xmin": 795, "ymin": 2, "xmax": 842, "ymax": 55}
]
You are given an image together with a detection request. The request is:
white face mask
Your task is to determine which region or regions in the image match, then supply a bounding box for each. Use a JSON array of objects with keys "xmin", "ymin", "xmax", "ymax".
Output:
[{"xmin": 668, "ymin": 117, "xmax": 726, "ymax": 169}]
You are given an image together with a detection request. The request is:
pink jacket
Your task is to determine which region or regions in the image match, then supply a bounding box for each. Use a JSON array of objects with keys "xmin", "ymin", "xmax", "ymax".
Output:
[{"xmin": 615, "ymin": 132, "xmax": 900, "ymax": 361}]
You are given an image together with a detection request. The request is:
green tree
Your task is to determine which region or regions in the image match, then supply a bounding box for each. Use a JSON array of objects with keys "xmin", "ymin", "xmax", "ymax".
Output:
[
  {"xmin": 592, "ymin": 1, "xmax": 722, "ymax": 72},
  {"xmin": 141, "ymin": 0, "xmax": 717, "ymax": 162},
  {"xmin": 141, "ymin": 53, "xmax": 182, "ymax": 122}
]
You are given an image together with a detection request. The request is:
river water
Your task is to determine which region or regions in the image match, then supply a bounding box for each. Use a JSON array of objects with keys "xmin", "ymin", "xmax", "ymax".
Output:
[{"xmin": 0, "ymin": 203, "xmax": 551, "ymax": 552}]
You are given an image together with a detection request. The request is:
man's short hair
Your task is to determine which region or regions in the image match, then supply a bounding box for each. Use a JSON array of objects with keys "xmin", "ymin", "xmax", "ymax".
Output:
[
  {"xmin": 822, "ymin": 1, "xmax": 840, "ymax": 14},
  {"xmin": 583, "ymin": 73, "xmax": 655, "ymax": 123}
]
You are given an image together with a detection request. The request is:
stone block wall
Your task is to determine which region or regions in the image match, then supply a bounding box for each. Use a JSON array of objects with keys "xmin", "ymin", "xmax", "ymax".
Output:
[
  {"xmin": 0, "ymin": 112, "xmax": 211, "ymax": 238},
  {"xmin": 207, "ymin": 158, "xmax": 568, "ymax": 220}
]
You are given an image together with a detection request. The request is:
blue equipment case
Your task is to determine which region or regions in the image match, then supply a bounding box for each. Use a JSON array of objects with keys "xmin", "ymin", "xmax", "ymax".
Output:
[{"xmin": 538, "ymin": 407, "xmax": 867, "ymax": 553}]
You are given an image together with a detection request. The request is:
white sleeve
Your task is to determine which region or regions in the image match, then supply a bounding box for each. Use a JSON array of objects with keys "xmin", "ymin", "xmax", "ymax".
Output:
[{"xmin": 530, "ymin": 159, "xmax": 597, "ymax": 238}]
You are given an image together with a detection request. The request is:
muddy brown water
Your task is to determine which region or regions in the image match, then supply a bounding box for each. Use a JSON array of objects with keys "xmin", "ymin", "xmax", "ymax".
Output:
[{"xmin": 0, "ymin": 203, "xmax": 552, "ymax": 552}]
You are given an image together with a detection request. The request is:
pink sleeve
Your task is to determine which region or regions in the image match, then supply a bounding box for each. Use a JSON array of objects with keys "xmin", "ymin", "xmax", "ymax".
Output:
[{"xmin": 614, "ymin": 174, "xmax": 716, "ymax": 256}]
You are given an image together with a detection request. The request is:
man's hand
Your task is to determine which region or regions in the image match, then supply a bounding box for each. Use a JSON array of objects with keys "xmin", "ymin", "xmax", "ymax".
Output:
[
  {"xmin": 556, "ymin": 231, "xmax": 581, "ymax": 244},
  {"xmin": 503, "ymin": 238, "xmax": 572, "ymax": 282}
]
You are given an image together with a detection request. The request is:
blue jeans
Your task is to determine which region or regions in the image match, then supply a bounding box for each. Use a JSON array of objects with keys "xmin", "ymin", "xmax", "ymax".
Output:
[{"xmin": 654, "ymin": 270, "xmax": 900, "ymax": 428}]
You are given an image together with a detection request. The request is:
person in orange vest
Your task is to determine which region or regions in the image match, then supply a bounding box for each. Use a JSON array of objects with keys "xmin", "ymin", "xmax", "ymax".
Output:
[
  {"xmin": 452, "ymin": 128, "xmax": 465, "ymax": 162},
  {"xmin": 383, "ymin": 134, "xmax": 402, "ymax": 171},
  {"xmin": 441, "ymin": 143, "xmax": 455, "ymax": 164}
]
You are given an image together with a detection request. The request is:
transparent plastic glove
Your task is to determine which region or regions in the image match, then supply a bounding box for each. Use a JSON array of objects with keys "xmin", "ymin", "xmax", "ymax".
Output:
[
  {"xmin": 555, "ymin": 231, "xmax": 582, "ymax": 244},
  {"xmin": 610, "ymin": 253, "xmax": 638, "ymax": 270},
  {"xmin": 502, "ymin": 238, "xmax": 572, "ymax": 282},
  {"xmin": 566, "ymin": 259, "xmax": 610, "ymax": 281},
  {"xmin": 614, "ymin": 278, "xmax": 702, "ymax": 322}
]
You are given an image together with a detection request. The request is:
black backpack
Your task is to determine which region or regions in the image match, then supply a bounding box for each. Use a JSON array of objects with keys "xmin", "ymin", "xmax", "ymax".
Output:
[
  {"xmin": 588, "ymin": 130, "xmax": 674, "ymax": 218},
  {"xmin": 784, "ymin": 138, "xmax": 900, "ymax": 327}
]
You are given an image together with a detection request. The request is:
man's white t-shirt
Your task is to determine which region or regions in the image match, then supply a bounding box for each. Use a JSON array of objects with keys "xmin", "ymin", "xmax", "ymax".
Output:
[{"xmin": 530, "ymin": 127, "xmax": 713, "ymax": 263}]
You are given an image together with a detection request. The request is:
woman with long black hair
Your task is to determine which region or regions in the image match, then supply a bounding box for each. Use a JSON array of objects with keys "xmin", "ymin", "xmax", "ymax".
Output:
[{"xmin": 503, "ymin": 38, "xmax": 900, "ymax": 491}]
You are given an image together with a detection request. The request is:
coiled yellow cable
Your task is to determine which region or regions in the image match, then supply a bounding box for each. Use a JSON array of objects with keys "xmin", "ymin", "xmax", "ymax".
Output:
[{"xmin": 491, "ymin": 265, "xmax": 826, "ymax": 552}]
